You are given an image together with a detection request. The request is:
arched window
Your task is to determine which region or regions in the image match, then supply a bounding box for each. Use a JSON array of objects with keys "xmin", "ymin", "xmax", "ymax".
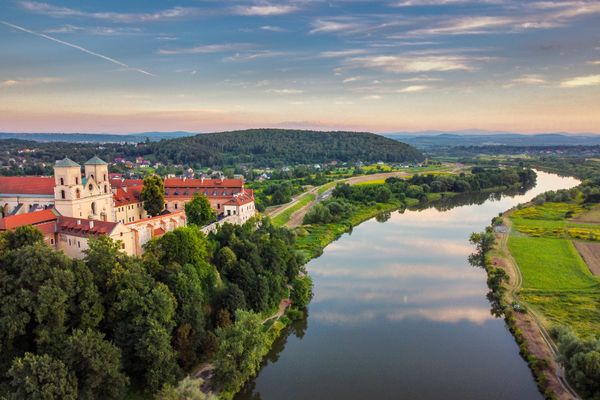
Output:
[
  {"xmin": 61, "ymin": 190, "xmax": 65, "ymax": 199},
  {"xmin": 91, "ymin": 202, "xmax": 96, "ymax": 215},
  {"xmin": 60, "ymin": 177, "xmax": 64, "ymax": 185},
  {"xmin": 76, "ymin": 189, "xmax": 81, "ymax": 199}
]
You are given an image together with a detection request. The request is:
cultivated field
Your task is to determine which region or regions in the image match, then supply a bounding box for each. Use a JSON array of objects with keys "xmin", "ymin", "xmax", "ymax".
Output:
[
  {"xmin": 573, "ymin": 241, "xmax": 600, "ymax": 276},
  {"xmin": 508, "ymin": 202, "xmax": 600, "ymax": 337}
]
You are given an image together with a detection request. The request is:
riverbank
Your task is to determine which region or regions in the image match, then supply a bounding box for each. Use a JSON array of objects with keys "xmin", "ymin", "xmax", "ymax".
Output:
[
  {"xmin": 488, "ymin": 214, "xmax": 575, "ymax": 400},
  {"xmin": 484, "ymin": 195, "xmax": 600, "ymax": 399}
]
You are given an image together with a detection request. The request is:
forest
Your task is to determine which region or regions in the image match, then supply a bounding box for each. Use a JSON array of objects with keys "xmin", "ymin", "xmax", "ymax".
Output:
[
  {"xmin": 0, "ymin": 218, "xmax": 312, "ymax": 399},
  {"xmin": 0, "ymin": 129, "xmax": 424, "ymax": 173}
]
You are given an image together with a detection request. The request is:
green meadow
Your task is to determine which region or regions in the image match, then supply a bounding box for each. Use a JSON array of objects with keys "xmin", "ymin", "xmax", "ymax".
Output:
[
  {"xmin": 271, "ymin": 193, "xmax": 315, "ymax": 227},
  {"xmin": 508, "ymin": 202, "xmax": 600, "ymax": 337}
]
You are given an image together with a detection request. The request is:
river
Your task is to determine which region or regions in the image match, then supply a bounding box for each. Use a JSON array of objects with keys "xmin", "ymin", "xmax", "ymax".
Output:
[{"xmin": 237, "ymin": 171, "xmax": 581, "ymax": 400}]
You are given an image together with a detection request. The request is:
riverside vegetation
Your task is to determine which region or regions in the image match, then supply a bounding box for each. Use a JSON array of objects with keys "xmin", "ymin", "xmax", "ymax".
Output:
[
  {"xmin": 470, "ymin": 170, "xmax": 600, "ymax": 399},
  {"xmin": 295, "ymin": 166, "xmax": 537, "ymax": 259}
]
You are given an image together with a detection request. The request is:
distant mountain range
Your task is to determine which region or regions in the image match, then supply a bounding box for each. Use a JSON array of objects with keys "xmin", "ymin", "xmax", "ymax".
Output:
[
  {"xmin": 0, "ymin": 131, "xmax": 198, "ymax": 143},
  {"xmin": 384, "ymin": 131, "xmax": 600, "ymax": 150}
]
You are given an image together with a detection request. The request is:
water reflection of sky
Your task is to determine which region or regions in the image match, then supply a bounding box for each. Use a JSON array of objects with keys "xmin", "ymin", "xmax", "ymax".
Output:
[
  {"xmin": 308, "ymin": 171, "xmax": 580, "ymax": 327},
  {"xmin": 237, "ymin": 171, "xmax": 580, "ymax": 400}
]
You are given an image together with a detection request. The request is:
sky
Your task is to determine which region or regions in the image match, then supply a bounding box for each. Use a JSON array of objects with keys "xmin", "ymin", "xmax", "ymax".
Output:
[{"xmin": 0, "ymin": 0, "xmax": 599, "ymax": 134}]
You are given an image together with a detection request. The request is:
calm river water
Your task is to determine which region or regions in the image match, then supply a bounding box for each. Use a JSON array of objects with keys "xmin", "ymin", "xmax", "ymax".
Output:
[{"xmin": 237, "ymin": 171, "xmax": 580, "ymax": 400}]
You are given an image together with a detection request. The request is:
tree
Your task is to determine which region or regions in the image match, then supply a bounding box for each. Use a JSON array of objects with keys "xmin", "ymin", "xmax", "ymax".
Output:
[
  {"xmin": 213, "ymin": 311, "xmax": 269, "ymax": 393},
  {"xmin": 63, "ymin": 329, "xmax": 128, "ymax": 400},
  {"xmin": 141, "ymin": 174, "xmax": 165, "ymax": 217},
  {"xmin": 185, "ymin": 193, "xmax": 217, "ymax": 227},
  {"xmin": 8, "ymin": 353, "xmax": 78, "ymax": 400},
  {"xmin": 155, "ymin": 376, "xmax": 215, "ymax": 400},
  {"xmin": 291, "ymin": 275, "xmax": 313, "ymax": 309},
  {"xmin": 4, "ymin": 225, "xmax": 44, "ymax": 250}
]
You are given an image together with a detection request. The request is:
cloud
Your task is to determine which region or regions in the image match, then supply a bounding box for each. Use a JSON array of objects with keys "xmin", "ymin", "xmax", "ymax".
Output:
[
  {"xmin": 362, "ymin": 95, "xmax": 382, "ymax": 100},
  {"xmin": 505, "ymin": 74, "xmax": 547, "ymax": 87},
  {"xmin": 0, "ymin": 77, "xmax": 63, "ymax": 87},
  {"xmin": 265, "ymin": 88, "xmax": 304, "ymax": 94},
  {"xmin": 588, "ymin": 60, "xmax": 600, "ymax": 65},
  {"xmin": 0, "ymin": 80, "xmax": 20, "ymax": 87},
  {"xmin": 319, "ymin": 49, "xmax": 368, "ymax": 58},
  {"xmin": 398, "ymin": 85, "xmax": 429, "ymax": 92},
  {"xmin": 0, "ymin": 20, "xmax": 154, "ymax": 76},
  {"xmin": 348, "ymin": 55, "xmax": 479, "ymax": 73},
  {"xmin": 45, "ymin": 25, "xmax": 141, "ymax": 36},
  {"xmin": 19, "ymin": 1, "xmax": 201, "ymax": 23},
  {"xmin": 158, "ymin": 43, "xmax": 250, "ymax": 55},
  {"xmin": 222, "ymin": 50, "xmax": 287, "ymax": 62},
  {"xmin": 310, "ymin": 19, "xmax": 365, "ymax": 34},
  {"xmin": 406, "ymin": 16, "xmax": 517, "ymax": 36},
  {"xmin": 260, "ymin": 25, "xmax": 287, "ymax": 32},
  {"xmin": 560, "ymin": 74, "xmax": 600, "ymax": 88},
  {"xmin": 343, "ymin": 76, "xmax": 361, "ymax": 83},
  {"xmin": 234, "ymin": 4, "xmax": 298, "ymax": 16},
  {"xmin": 395, "ymin": 0, "xmax": 503, "ymax": 5}
]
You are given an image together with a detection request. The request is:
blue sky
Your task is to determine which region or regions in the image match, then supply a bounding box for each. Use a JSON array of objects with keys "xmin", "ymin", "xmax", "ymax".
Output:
[{"xmin": 1, "ymin": 0, "xmax": 599, "ymax": 133}]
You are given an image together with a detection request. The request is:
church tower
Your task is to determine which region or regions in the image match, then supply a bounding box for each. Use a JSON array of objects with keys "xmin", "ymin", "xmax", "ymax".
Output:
[
  {"xmin": 53, "ymin": 156, "xmax": 115, "ymax": 222},
  {"xmin": 54, "ymin": 157, "xmax": 82, "ymax": 202}
]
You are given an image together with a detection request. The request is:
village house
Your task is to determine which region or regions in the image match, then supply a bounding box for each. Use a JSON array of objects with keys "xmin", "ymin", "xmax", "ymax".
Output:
[{"xmin": 0, "ymin": 156, "xmax": 255, "ymax": 258}]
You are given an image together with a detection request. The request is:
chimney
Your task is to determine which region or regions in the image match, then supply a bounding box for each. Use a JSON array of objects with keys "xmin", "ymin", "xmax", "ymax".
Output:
[{"xmin": 89, "ymin": 220, "xmax": 94, "ymax": 229}]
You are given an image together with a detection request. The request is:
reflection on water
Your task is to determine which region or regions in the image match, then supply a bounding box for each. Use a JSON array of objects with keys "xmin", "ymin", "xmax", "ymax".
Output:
[{"xmin": 236, "ymin": 171, "xmax": 580, "ymax": 400}]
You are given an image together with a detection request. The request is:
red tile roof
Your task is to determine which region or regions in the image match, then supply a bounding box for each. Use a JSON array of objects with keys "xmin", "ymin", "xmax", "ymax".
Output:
[
  {"xmin": 0, "ymin": 209, "xmax": 58, "ymax": 230},
  {"xmin": 113, "ymin": 187, "xmax": 142, "ymax": 207},
  {"xmin": 57, "ymin": 216, "xmax": 119, "ymax": 237},
  {"xmin": 110, "ymin": 179, "xmax": 143, "ymax": 188},
  {"xmin": 225, "ymin": 189, "xmax": 255, "ymax": 206},
  {"xmin": 164, "ymin": 178, "xmax": 244, "ymax": 189},
  {"xmin": 0, "ymin": 176, "xmax": 54, "ymax": 195}
]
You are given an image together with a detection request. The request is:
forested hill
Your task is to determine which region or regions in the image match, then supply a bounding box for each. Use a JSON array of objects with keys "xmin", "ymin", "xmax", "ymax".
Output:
[{"xmin": 136, "ymin": 129, "xmax": 425, "ymax": 166}]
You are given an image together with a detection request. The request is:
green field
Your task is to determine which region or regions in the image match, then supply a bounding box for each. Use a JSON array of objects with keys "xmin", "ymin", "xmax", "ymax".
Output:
[
  {"xmin": 508, "ymin": 236, "xmax": 596, "ymax": 290},
  {"xmin": 508, "ymin": 202, "xmax": 600, "ymax": 337},
  {"xmin": 271, "ymin": 193, "xmax": 315, "ymax": 227}
]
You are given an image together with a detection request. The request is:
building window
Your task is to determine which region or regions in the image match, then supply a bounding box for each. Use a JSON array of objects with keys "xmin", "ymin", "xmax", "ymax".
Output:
[
  {"xmin": 61, "ymin": 190, "xmax": 66, "ymax": 199},
  {"xmin": 91, "ymin": 202, "xmax": 96, "ymax": 215},
  {"xmin": 103, "ymin": 174, "xmax": 107, "ymax": 181},
  {"xmin": 50, "ymin": 238, "xmax": 54, "ymax": 245},
  {"xmin": 88, "ymin": 184, "xmax": 93, "ymax": 191},
  {"xmin": 77, "ymin": 241, "xmax": 81, "ymax": 248},
  {"xmin": 75, "ymin": 177, "xmax": 79, "ymax": 185},
  {"xmin": 175, "ymin": 203, "xmax": 178, "ymax": 209},
  {"xmin": 60, "ymin": 177, "xmax": 64, "ymax": 185},
  {"xmin": 104, "ymin": 185, "xmax": 108, "ymax": 193},
  {"xmin": 76, "ymin": 189, "xmax": 80, "ymax": 199}
]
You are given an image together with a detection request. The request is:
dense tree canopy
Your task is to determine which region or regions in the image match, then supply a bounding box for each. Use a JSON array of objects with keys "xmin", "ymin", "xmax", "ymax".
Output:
[{"xmin": 0, "ymin": 218, "xmax": 304, "ymax": 399}]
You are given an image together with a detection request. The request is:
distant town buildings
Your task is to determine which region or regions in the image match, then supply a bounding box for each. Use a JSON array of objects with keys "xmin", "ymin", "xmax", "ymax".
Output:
[{"xmin": 0, "ymin": 157, "xmax": 255, "ymax": 258}]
